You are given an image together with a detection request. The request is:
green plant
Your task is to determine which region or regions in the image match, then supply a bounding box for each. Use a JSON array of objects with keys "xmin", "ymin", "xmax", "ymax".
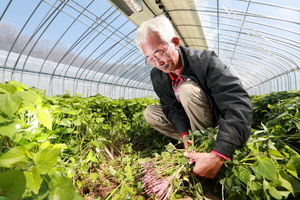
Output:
[
  {"xmin": 0, "ymin": 81, "xmax": 78, "ymax": 199},
  {"xmin": 1, "ymin": 81, "xmax": 299, "ymax": 200}
]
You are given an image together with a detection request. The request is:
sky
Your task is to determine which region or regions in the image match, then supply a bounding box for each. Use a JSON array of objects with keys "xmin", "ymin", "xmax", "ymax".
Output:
[{"xmin": 0, "ymin": 0, "xmax": 138, "ymax": 60}]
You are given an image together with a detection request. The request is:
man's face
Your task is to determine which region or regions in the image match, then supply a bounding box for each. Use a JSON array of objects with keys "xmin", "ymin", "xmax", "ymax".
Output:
[{"xmin": 141, "ymin": 32, "xmax": 180, "ymax": 73}]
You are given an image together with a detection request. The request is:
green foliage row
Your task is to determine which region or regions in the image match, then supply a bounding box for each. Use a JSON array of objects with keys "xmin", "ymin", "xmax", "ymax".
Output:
[
  {"xmin": 251, "ymin": 91, "xmax": 300, "ymax": 129},
  {"xmin": 0, "ymin": 80, "xmax": 299, "ymax": 200},
  {"xmin": 0, "ymin": 81, "xmax": 163, "ymax": 199},
  {"xmin": 145, "ymin": 90, "xmax": 300, "ymax": 199},
  {"xmin": 0, "ymin": 81, "xmax": 78, "ymax": 200},
  {"xmin": 221, "ymin": 91, "xmax": 300, "ymax": 199}
]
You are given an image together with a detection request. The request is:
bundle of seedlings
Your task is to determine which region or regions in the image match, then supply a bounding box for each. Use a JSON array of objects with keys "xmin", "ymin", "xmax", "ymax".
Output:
[
  {"xmin": 140, "ymin": 116, "xmax": 300, "ymax": 200},
  {"xmin": 139, "ymin": 128, "xmax": 218, "ymax": 200}
]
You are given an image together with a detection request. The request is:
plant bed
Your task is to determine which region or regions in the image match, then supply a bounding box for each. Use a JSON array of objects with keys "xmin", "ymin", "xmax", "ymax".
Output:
[{"xmin": 0, "ymin": 81, "xmax": 299, "ymax": 199}]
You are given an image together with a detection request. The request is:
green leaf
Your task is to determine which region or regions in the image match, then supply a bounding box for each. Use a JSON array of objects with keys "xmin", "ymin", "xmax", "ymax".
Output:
[
  {"xmin": 96, "ymin": 117, "xmax": 105, "ymax": 123},
  {"xmin": 24, "ymin": 166, "xmax": 42, "ymax": 194},
  {"xmin": 173, "ymin": 178, "xmax": 179, "ymax": 187},
  {"xmin": 0, "ymin": 114, "xmax": 10, "ymax": 123},
  {"xmin": 73, "ymin": 193, "xmax": 84, "ymax": 200},
  {"xmin": 286, "ymin": 155, "xmax": 300, "ymax": 179},
  {"xmin": 36, "ymin": 107, "xmax": 53, "ymax": 130},
  {"xmin": 31, "ymin": 175, "xmax": 51, "ymax": 200},
  {"xmin": 0, "ymin": 146, "xmax": 27, "ymax": 168},
  {"xmin": 161, "ymin": 152, "xmax": 171, "ymax": 159},
  {"xmin": 234, "ymin": 166, "xmax": 251, "ymax": 185},
  {"xmin": 73, "ymin": 118, "xmax": 81, "ymax": 126},
  {"xmin": 60, "ymin": 107, "xmax": 79, "ymax": 115},
  {"xmin": 261, "ymin": 179, "xmax": 270, "ymax": 200},
  {"xmin": 0, "ymin": 94, "xmax": 21, "ymax": 117},
  {"xmin": 85, "ymin": 150, "xmax": 94, "ymax": 162},
  {"xmin": 165, "ymin": 144, "xmax": 175, "ymax": 152},
  {"xmin": 278, "ymin": 173, "xmax": 294, "ymax": 194},
  {"xmin": 276, "ymin": 111, "xmax": 289, "ymax": 119},
  {"xmin": 119, "ymin": 181, "xmax": 134, "ymax": 197},
  {"xmin": 16, "ymin": 90, "xmax": 42, "ymax": 106},
  {"xmin": 251, "ymin": 157, "xmax": 277, "ymax": 181},
  {"xmin": 14, "ymin": 161, "xmax": 28, "ymax": 169},
  {"xmin": 49, "ymin": 176, "xmax": 75, "ymax": 200},
  {"xmin": 89, "ymin": 173, "xmax": 99, "ymax": 180},
  {"xmin": 7, "ymin": 81, "xmax": 29, "ymax": 90},
  {"xmin": 59, "ymin": 119, "xmax": 72, "ymax": 127},
  {"xmin": 266, "ymin": 118, "xmax": 279, "ymax": 128},
  {"xmin": 177, "ymin": 155, "xmax": 187, "ymax": 165},
  {"xmin": 267, "ymin": 139, "xmax": 277, "ymax": 150},
  {"xmin": 268, "ymin": 149, "xmax": 286, "ymax": 159},
  {"xmin": 295, "ymin": 110, "xmax": 300, "ymax": 118},
  {"xmin": 0, "ymin": 120, "xmax": 18, "ymax": 140},
  {"xmin": 248, "ymin": 180, "xmax": 263, "ymax": 198},
  {"xmin": 0, "ymin": 84, "xmax": 17, "ymax": 94},
  {"xmin": 33, "ymin": 148, "xmax": 61, "ymax": 174},
  {"xmin": 0, "ymin": 170, "xmax": 26, "ymax": 200},
  {"xmin": 125, "ymin": 161, "xmax": 133, "ymax": 181},
  {"xmin": 36, "ymin": 134, "xmax": 50, "ymax": 142},
  {"xmin": 268, "ymin": 184, "xmax": 282, "ymax": 200}
]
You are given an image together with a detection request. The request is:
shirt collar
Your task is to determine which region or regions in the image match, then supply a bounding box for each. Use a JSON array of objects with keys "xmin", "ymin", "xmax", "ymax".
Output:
[{"xmin": 168, "ymin": 66, "xmax": 183, "ymax": 80}]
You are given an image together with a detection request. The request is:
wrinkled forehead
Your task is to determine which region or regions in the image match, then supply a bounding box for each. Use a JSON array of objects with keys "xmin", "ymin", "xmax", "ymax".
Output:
[{"xmin": 140, "ymin": 32, "xmax": 166, "ymax": 56}]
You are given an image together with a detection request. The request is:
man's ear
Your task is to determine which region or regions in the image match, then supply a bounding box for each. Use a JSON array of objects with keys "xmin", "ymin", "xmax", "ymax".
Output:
[{"xmin": 171, "ymin": 37, "xmax": 180, "ymax": 49}]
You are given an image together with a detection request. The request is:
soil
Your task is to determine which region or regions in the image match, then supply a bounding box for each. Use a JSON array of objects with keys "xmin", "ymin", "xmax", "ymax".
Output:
[{"xmin": 81, "ymin": 169, "xmax": 119, "ymax": 200}]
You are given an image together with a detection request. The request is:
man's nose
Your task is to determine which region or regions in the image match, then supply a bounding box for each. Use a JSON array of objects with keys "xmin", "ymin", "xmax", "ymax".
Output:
[{"xmin": 156, "ymin": 59, "xmax": 164, "ymax": 66}]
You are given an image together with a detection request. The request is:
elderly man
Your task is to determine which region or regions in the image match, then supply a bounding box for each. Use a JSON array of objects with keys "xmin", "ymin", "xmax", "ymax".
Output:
[{"xmin": 135, "ymin": 15, "xmax": 252, "ymax": 179}]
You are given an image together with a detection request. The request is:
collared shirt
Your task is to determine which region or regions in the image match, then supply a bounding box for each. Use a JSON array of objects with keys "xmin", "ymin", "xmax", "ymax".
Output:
[{"xmin": 168, "ymin": 67, "xmax": 188, "ymax": 102}]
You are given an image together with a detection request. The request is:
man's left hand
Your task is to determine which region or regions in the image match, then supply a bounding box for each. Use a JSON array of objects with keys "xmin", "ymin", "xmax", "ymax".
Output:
[
  {"xmin": 183, "ymin": 152, "xmax": 225, "ymax": 179},
  {"xmin": 182, "ymin": 138, "xmax": 193, "ymax": 149}
]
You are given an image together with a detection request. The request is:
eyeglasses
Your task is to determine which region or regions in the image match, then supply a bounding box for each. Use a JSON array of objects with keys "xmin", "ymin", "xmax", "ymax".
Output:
[{"xmin": 145, "ymin": 43, "xmax": 170, "ymax": 66}]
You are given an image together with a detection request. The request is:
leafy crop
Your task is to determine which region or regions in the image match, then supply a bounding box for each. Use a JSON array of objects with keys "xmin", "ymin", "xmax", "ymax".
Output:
[
  {"xmin": 139, "ymin": 128, "xmax": 218, "ymax": 200},
  {"xmin": 0, "ymin": 81, "xmax": 77, "ymax": 199},
  {"xmin": 0, "ymin": 81, "xmax": 299, "ymax": 200},
  {"xmin": 251, "ymin": 91, "xmax": 300, "ymax": 129}
]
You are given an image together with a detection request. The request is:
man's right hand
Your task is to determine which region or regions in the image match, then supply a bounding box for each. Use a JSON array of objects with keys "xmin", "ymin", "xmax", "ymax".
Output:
[{"xmin": 183, "ymin": 152, "xmax": 225, "ymax": 179}]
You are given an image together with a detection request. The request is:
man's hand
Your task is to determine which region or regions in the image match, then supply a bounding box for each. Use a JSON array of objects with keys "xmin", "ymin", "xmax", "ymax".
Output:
[
  {"xmin": 183, "ymin": 152, "xmax": 225, "ymax": 179},
  {"xmin": 181, "ymin": 135, "xmax": 192, "ymax": 149}
]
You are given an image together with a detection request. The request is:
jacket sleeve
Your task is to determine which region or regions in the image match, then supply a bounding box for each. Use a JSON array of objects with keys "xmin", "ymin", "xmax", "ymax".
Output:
[
  {"xmin": 150, "ymin": 68, "xmax": 191, "ymax": 135},
  {"xmin": 204, "ymin": 51, "xmax": 253, "ymax": 158}
]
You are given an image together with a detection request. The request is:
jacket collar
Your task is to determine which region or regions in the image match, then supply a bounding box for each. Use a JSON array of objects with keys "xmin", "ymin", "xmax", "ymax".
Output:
[{"xmin": 179, "ymin": 46, "xmax": 192, "ymax": 76}]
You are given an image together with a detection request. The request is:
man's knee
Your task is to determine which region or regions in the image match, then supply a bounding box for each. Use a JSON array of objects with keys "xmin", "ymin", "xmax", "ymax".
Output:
[
  {"xmin": 143, "ymin": 105, "xmax": 157, "ymax": 124},
  {"xmin": 179, "ymin": 81, "xmax": 200, "ymax": 102},
  {"xmin": 143, "ymin": 105, "xmax": 151, "ymax": 122}
]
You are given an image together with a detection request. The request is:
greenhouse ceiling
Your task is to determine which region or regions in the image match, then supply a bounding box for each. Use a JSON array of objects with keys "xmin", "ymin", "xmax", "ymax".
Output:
[{"xmin": 0, "ymin": 0, "xmax": 299, "ymax": 98}]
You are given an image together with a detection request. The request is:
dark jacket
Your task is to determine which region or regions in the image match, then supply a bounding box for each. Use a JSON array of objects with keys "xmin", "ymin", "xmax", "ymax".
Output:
[{"xmin": 150, "ymin": 46, "xmax": 253, "ymax": 157}]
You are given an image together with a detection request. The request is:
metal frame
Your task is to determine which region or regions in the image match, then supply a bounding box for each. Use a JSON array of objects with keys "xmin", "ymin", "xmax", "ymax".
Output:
[{"xmin": 0, "ymin": 0, "xmax": 299, "ymax": 98}]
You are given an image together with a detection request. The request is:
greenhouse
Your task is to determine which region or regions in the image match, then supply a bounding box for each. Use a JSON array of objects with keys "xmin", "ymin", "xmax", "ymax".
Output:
[
  {"xmin": 0, "ymin": 0, "xmax": 299, "ymax": 199},
  {"xmin": 1, "ymin": 0, "xmax": 299, "ymax": 98}
]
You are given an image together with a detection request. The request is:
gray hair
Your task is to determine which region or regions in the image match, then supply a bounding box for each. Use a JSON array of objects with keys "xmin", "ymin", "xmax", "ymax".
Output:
[{"xmin": 135, "ymin": 14, "xmax": 177, "ymax": 51}]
